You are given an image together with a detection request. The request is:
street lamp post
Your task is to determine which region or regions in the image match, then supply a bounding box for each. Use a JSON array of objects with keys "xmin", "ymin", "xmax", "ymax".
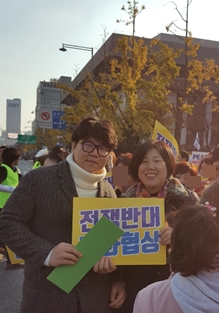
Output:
[
  {"xmin": 59, "ymin": 43, "xmax": 94, "ymax": 111},
  {"xmin": 25, "ymin": 126, "xmax": 32, "ymax": 135}
]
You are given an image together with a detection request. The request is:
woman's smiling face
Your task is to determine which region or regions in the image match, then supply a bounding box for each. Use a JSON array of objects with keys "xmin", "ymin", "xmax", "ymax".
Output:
[{"xmin": 138, "ymin": 148, "xmax": 167, "ymax": 194}]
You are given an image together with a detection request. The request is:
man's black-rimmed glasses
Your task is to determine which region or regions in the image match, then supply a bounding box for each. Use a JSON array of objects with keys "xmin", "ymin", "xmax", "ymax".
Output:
[{"xmin": 78, "ymin": 140, "xmax": 111, "ymax": 157}]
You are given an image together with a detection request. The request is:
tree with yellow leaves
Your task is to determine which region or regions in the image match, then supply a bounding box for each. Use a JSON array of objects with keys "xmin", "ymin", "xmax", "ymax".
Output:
[
  {"xmin": 56, "ymin": 35, "xmax": 182, "ymax": 149},
  {"xmin": 54, "ymin": 0, "xmax": 219, "ymax": 150},
  {"xmin": 165, "ymin": 0, "xmax": 219, "ymax": 145}
]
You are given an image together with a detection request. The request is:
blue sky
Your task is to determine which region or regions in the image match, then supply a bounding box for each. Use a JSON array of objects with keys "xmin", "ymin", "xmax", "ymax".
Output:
[{"xmin": 0, "ymin": 0, "xmax": 219, "ymax": 132}]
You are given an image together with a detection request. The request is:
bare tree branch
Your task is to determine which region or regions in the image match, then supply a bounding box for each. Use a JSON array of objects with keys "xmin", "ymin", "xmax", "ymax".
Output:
[{"xmin": 164, "ymin": 1, "xmax": 187, "ymax": 22}]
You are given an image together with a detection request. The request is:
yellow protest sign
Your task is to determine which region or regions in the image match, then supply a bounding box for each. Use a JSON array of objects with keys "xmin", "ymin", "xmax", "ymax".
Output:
[
  {"xmin": 72, "ymin": 198, "xmax": 166, "ymax": 265},
  {"xmin": 151, "ymin": 120, "xmax": 179, "ymax": 158},
  {"xmin": 6, "ymin": 246, "xmax": 24, "ymax": 265},
  {"xmin": 104, "ymin": 171, "xmax": 114, "ymax": 188}
]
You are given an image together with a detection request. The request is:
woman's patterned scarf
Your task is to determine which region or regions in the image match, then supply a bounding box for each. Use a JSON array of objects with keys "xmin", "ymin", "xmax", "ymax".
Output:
[
  {"xmin": 135, "ymin": 180, "xmax": 168, "ymax": 198},
  {"xmin": 135, "ymin": 177, "xmax": 188, "ymax": 199}
]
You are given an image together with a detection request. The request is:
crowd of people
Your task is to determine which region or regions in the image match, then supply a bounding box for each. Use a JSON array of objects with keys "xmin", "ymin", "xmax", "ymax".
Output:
[{"xmin": 0, "ymin": 117, "xmax": 219, "ymax": 312}]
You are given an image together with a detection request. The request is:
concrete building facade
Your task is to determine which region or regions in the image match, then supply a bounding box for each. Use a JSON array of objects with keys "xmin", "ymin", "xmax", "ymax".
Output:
[{"xmin": 34, "ymin": 77, "xmax": 72, "ymax": 129}]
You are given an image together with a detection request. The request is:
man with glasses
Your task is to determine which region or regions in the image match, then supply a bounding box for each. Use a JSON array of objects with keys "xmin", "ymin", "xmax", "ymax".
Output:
[{"xmin": 0, "ymin": 117, "xmax": 126, "ymax": 313}]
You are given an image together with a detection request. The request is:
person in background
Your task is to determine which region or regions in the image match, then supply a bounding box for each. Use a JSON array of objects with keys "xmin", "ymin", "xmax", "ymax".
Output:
[
  {"xmin": 173, "ymin": 162, "xmax": 197, "ymax": 186},
  {"xmin": 119, "ymin": 141, "xmax": 199, "ymax": 313},
  {"xmin": 178, "ymin": 150, "xmax": 190, "ymax": 162},
  {"xmin": 41, "ymin": 151, "xmax": 64, "ymax": 166},
  {"xmin": 195, "ymin": 153, "xmax": 218, "ymax": 197},
  {"xmin": 201, "ymin": 178, "xmax": 219, "ymax": 225},
  {"xmin": 106, "ymin": 151, "xmax": 116, "ymax": 172},
  {"xmin": 113, "ymin": 153, "xmax": 135, "ymax": 197},
  {"xmin": 211, "ymin": 146, "xmax": 219, "ymax": 179},
  {"xmin": 0, "ymin": 145, "xmax": 7, "ymax": 255},
  {"xmin": 197, "ymin": 154, "xmax": 212, "ymax": 176},
  {"xmin": 133, "ymin": 205, "xmax": 219, "ymax": 313},
  {"xmin": 50, "ymin": 146, "xmax": 69, "ymax": 159},
  {"xmin": 0, "ymin": 145, "xmax": 6, "ymax": 165},
  {"xmin": 0, "ymin": 147, "xmax": 21, "ymax": 205},
  {"xmin": 0, "ymin": 147, "xmax": 22, "ymax": 268},
  {"xmin": 32, "ymin": 148, "xmax": 48, "ymax": 169},
  {"xmin": 0, "ymin": 117, "xmax": 126, "ymax": 313}
]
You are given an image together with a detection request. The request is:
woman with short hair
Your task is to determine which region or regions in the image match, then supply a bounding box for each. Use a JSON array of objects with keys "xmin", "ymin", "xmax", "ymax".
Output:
[
  {"xmin": 119, "ymin": 140, "xmax": 199, "ymax": 313},
  {"xmin": 173, "ymin": 161, "xmax": 197, "ymax": 186},
  {"xmin": 198, "ymin": 155, "xmax": 212, "ymax": 176},
  {"xmin": 195, "ymin": 155, "xmax": 214, "ymax": 197},
  {"xmin": 133, "ymin": 205, "xmax": 219, "ymax": 313}
]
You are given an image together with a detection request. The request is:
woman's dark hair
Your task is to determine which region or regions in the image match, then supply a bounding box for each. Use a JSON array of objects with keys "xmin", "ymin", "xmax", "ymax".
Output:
[
  {"xmin": 130, "ymin": 141, "xmax": 176, "ymax": 181},
  {"xmin": 2, "ymin": 147, "xmax": 20, "ymax": 164},
  {"xmin": 198, "ymin": 155, "xmax": 212, "ymax": 172},
  {"xmin": 114, "ymin": 153, "xmax": 133, "ymax": 167},
  {"xmin": 41, "ymin": 152, "xmax": 63, "ymax": 166},
  {"xmin": 174, "ymin": 162, "xmax": 197, "ymax": 177},
  {"xmin": 169, "ymin": 205, "xmax": 219, "ymax": 276},
  {"xmin": 71, "ymin": 116, "xmax": 118, "ymax": 150},
  {"xmin": 50, "ymin": 146, "xmax": 65, "ymax": 154},
  {"xmin": 50, "ymin": 146, "xmax": 68, "ymax": 158},
  {"xmin": 179, "ymin": 150, "xmax": 189, "ymax": 162},
  {"xmin": 211, "ymin": 147, "xmax": 219, "ymax": 164}
]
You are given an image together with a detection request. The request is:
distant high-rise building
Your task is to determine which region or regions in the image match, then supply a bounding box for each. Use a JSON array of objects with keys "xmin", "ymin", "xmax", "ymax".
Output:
[
  {"xmin": 0, "ymin": 130, "xmax": 6, "ymax": 146},
  {"xmin": 5, "ymin": 98, "xmax": 21, "ymax": 146}
]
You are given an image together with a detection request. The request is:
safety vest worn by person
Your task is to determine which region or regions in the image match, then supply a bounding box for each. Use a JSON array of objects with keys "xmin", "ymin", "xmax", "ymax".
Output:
[
  {"xmin": 0, "ymin": 164, "xmax": 19, "ymax": 208},
  {"xmin": 33, "ymin": 161, "xmax": 41, "ymax": 169}
]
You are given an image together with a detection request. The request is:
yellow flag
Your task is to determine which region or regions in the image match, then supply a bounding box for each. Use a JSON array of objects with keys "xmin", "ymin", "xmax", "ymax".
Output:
[{"xmin": 151, "ymin": 120, "xmax": 179, "ymax": 158}]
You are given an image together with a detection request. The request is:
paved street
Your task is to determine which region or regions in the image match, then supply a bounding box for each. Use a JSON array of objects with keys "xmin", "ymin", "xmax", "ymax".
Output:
[
  {"xmin": 0, "ymin": 258, "xmax": 24, "ymax": 312},
  {"xmin": 18, "ymin": 159, "xmax": 33, "ymax": 175},
  {"xmin": 0, "ymin": 160, "xmax": 32, "ymax": 312}
]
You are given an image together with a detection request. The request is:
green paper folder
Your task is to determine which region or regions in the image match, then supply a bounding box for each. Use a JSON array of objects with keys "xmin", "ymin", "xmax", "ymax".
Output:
[{"xmin": 47, "ymin": 216, "xmax": 124, "ymax": 293}]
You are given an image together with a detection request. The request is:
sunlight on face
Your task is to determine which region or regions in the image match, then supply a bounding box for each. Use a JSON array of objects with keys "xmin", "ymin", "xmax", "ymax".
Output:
[
  {"xmin": 71, "ymin": 138, "xmax": 108, "ymax": 174},
  {"xmin": 138, "ymin": 148, "xmax": 167, "ymax": 194}
]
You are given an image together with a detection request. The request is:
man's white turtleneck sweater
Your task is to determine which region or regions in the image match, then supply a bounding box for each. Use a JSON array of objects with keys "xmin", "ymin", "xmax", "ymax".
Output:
[
  {"xmin": 66, "ymin": 153, "xmax": 106, "ymax": 197},
  {"xmin": 44, "ymin": 153, "xmax": 106, "ymax": 266}
]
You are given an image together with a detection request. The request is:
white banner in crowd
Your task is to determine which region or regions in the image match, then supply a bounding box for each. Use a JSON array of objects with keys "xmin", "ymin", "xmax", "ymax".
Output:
[{"xmin": 190, "ymin": 151, "xmax": 209, "ymax": 165}]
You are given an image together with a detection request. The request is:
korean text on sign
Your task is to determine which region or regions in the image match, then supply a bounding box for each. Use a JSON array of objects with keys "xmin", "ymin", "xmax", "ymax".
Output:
[{"xmin": 72, "ymin": 198, "xmax": 166, "ymax": 265}]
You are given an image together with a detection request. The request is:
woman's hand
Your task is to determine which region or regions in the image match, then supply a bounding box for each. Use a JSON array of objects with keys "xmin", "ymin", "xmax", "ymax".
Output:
[
  {"xmin": 109, "ymin": 281, "xmax": 127, "ymax": 309},
  {"xmin": 93, "ymin": 257, "xmax": 117, "ymax": 274},
  {"xmin": 159, "ymin": 226, "xmax": 172, "ymax": 246},
  {"xmin": 49, "ymin": 242, "xmax": 82, "ymax": 267}
]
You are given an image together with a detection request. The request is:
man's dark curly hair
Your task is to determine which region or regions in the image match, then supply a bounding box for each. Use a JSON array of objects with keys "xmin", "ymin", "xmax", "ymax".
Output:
[{"xmin": 71, "ymin": 116, "xmax": 118, "ymax": 149}]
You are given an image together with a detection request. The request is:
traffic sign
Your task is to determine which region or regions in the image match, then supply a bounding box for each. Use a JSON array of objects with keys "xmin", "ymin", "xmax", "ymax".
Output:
[
  {"xmin": 52, "ymin": 111, "xmax": 66, "ymax": 130},
  {"xmin": 39, "ymin": 109, "xmax": 52, "ymax": 129},
  {"xmin": 17, "ymin": 134, "xmax": 36, "ymax": 144},
  {"xmin": 38, "ymin": 109, "xmax": 66, "ymax": 129},
  {"xmin": 41, "ymin": 111, "xmax": 50, "ymax": 120}
]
